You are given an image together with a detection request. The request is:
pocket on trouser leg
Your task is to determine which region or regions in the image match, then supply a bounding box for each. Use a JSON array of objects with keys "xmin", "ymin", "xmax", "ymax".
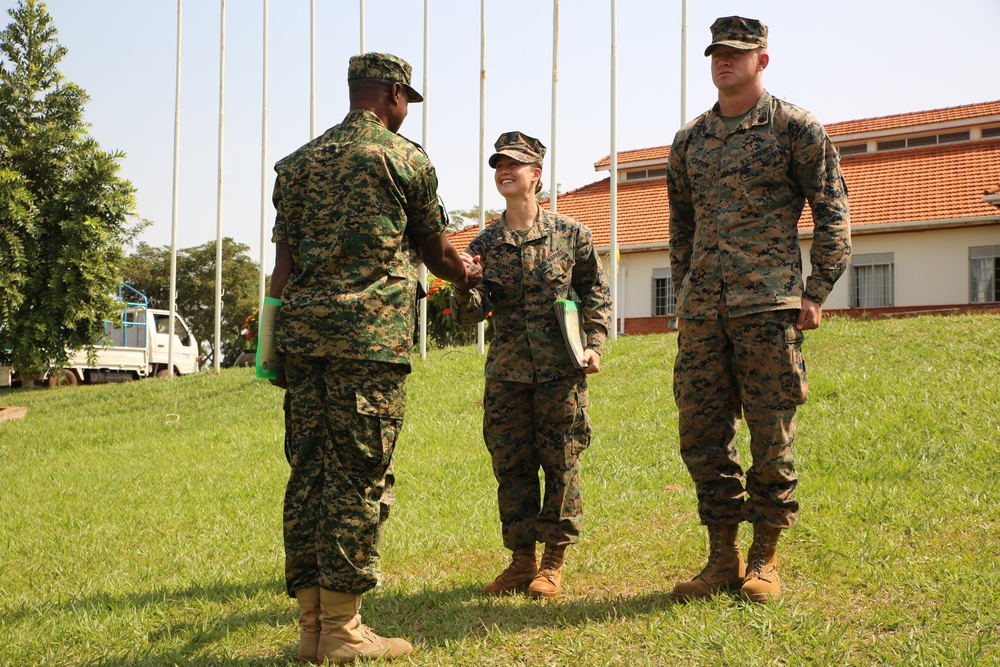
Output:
[
  {"xmin": 782, "ymin": 324, "xmax": 808, "ymax": 407},
  {"xmin": 347, "ymin": 391, "xmax": 404, "ymax": 477},
  {"xmin": 565, "ymin": 384, "xmax": 592, "ymax": 457}
]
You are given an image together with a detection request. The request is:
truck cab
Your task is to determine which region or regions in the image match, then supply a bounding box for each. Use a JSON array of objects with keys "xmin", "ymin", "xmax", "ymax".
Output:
[{"xmin": 1, "ymin": 285, "xmax": 201, "ymax": 387}]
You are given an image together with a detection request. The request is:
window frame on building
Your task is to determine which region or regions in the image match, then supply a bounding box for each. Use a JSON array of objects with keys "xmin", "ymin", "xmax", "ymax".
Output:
[
  {"xmin": 849, "ymin": 252, "xmax": 895, "ymax": 308},
  {"xmin": 969, "ymin": 245, "xmax": 1000, "ymax": 303},
  {"xmin": 651, "ymin": 268, "xmax": 675, "ymax": 316}
]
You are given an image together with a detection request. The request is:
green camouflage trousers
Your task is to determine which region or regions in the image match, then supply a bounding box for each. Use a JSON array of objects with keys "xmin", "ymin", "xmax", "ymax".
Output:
[
  {"xmin": 483, "ymin": 374, "xmax": 591, "ymax": 550},
  {"xmin": 282, "ymin": 355, "xmax": 406, "ymax": 597},
  {"xmin": 673, "ymin": 308, "xmax": 807, "ymax": 529}
]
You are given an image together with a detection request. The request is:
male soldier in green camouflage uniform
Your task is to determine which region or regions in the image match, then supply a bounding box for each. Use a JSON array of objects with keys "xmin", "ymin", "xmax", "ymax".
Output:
[
  {"xmin": 451, "ymin": 131, "xmax": 612, "ymax": 600},
  {"xmin": 666, "ymin": 17, "xmax": 851, "ymax": 603},
  {"xmin": 268, "ymin": 52, "xmax": 481, "ymax": 663}
]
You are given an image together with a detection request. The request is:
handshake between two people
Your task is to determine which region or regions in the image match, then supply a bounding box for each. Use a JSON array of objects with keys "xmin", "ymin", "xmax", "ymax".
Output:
[{"xmin": 453, "ymin": 251, "xmax": 483, "ymax": 291}]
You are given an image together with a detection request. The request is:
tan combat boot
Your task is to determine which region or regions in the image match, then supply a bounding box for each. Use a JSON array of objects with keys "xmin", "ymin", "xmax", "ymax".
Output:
[
  {"xmin": 528, "ymin": 544, "xmax": 566, "ymax": 599},
  {"xmin": 316, "ymin": 590, "xmax": 413, "ymax": 663},
  {"xmin": 482, "ymin": 546, "xmax": 537, "ymax": 596},
  {"xmin": 294, "ymin": 586, "xmax": 321, "ymax": 664},
  {"xmin": 740, "ymin": 524, "xmax": 782, "ymax": 602},
  {"xmin": 671, "ymin": 523, "xmax": 746, "ymax": 600}
]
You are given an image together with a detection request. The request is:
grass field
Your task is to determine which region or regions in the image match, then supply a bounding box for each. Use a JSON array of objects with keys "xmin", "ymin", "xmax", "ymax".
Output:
[{"xmin": 1, "ymin": 314, "xmax": 998, "ymax": 666}]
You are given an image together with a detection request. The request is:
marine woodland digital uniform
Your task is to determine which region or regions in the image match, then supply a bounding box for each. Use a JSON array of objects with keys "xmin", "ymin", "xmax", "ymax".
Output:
[
  {"xmin": 667, "ymin": 88, "xmax": 851, "ymax": 529},
  {"xmin": 451, "ymin": 206, "xmax": 611, "ymax": 550}
]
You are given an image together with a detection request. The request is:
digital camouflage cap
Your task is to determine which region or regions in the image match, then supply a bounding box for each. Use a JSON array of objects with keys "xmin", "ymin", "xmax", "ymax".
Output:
[
  {"xmin": 489, "ymin": 131, "xmax": 546, "ymax": 168},
  {"xmin": 347, "ymin": 52, "xmax": 424, "ymax": 103},
  {"xmin": 704, "ymin": 16, "xmax": 768, "ymax": 56}
]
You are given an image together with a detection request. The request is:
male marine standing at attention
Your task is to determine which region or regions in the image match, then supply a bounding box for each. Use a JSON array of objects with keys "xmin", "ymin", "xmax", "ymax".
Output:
[
  {"xmin": 666, "ymin": 17, "xmax": 851, "ymax": 602},
  {"xmin": 269, "ymin": 52, "xmax": 481, "ymax": 662}
]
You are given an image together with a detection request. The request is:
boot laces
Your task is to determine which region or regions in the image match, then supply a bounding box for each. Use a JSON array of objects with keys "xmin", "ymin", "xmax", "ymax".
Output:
[
  {"xmin": 539, "ymin": 551, "xmax": 561, "ymax": 573},
  {"xmin": 357, "ymin": 621, "xmax": 381, "ymax": 644},
  {"xmin": 746, "ymin": 532, "xmax": 776, "ymax": 577},
  {"xmin": 695, "ymin": 529, "xmax": 726, "ymax": 578}
]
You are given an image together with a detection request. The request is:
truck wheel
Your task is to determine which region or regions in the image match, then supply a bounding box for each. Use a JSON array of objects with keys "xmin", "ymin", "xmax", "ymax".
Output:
[{"xmin": 46, "ymin": 369, "xmax": 79, "ymax": 387}]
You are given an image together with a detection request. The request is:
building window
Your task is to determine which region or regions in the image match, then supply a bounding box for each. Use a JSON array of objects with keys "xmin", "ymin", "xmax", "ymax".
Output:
[
  {"xmin": 939, "ymin": 131, "xmax": 970, "ymax": 143},
  {"xmin": 850, "ymin": 253, "xmax": 894, "ymax": 308},
  {"xmin": 970, "ymin": 245, "xmax": 1000, "ymax": 303},
  {"xmin": 873, "ymin": 130, "xmax": 973, "ymax": 152},
  {"xmin": 906, "ymin": 135, "xmax": 937, "ymax": 148},
  {"xmin": 838, "ymin": 144, "xmax": 868, "ymax": 156},
  {"xmin": 877, "ymin": 138, "xmax": 906, "ymax": 151},
  {"xmin": 651, "ymin": 268, "xmax": 675, "ymax": 316},
  {"xmin": 982, "ymin": 126, "xmax": 1000, "ymax": 139},
  {"xmin": 625, "ymin": 167, "xmax": 668, "ymax": 181}
]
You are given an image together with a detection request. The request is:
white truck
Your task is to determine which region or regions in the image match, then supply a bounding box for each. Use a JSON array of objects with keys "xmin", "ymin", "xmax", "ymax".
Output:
[{"xmin": 1, "ymin": 285, "xmax": 200, "ymax": 387}]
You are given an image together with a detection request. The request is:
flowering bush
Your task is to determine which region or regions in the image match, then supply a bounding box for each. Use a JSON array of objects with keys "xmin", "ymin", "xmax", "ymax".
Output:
[
  {"xmin": 241, "ymin": 309, "xmax": 259, "ymax": 351},
  {"xmin": 421, "ymin": 278, "xmax": 490, "ymax": 348}
]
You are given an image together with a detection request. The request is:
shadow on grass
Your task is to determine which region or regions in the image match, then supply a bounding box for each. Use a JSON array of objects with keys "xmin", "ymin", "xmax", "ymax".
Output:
[
  {"xmin": 9, "ymin": 577, "xmax": 726, "ymax": 665},
  {"xmin": 6, "ymin": 579, "xmax": 300, "ymax": 667},
  {"xmin": 361, "ymin": 582, "xmax": 689, "ymax": 645}
]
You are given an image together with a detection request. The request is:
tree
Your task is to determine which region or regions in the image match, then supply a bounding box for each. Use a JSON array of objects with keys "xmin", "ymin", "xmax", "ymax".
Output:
[
  {"xmin": 447, "ymin": 205, "xmax": 502, "ymax": 232},
  {"xmin": 0, "ymin": 1, "xmax": 143, "ymax": 387},
  {"xmin": 123, "ymin": 238, "xmax": 264, "ymax": 369}
]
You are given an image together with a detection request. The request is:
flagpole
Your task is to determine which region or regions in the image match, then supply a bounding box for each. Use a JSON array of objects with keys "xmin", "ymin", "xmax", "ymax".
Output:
[
  {"xmin": 259, "ymin": 0, "xmax": 269, "ymax": 311},
  {"xmin": 214, "ymin": 0, "xmax": 226, "ymax": 373},
  {"xmin": 168, "ymin": 0, "xmax": 183, "ymax": 377},
  {"xmin": 418, "ymin": 0, "xmax": 430, "ymax": 360},
  {"xmin": 359, "ymin": 0, "xmax": 366, "ymax": 53},
  {"xmin": 681, "ymin": 0, "xmax": 688, "ymax": 125},
  {"xmin": 310, "ymin": 0, "xmax": 316, "ymax": 138},
  {"xmin": 477, "ymin": 0, "xmax": 487, "ymax": 355},
  {"xmin": 609, "ymin": 0, "xmax": 618, "ymax": 341},
  {"xmin": 550, "ymin": 0, "xmax": 559, "ymax": 212}
]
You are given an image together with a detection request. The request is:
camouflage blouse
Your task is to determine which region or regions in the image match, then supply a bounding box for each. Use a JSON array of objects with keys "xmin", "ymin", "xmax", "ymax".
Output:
[
  {"xmin": 272, "ymin": 109, "xmax": 445, "ymax": 365},
  {"xmin": 451, "ymin": 208, "xmax": 612, "ymax": 383},
  {"xmin": 667, "ymin": 90, "xmax": 851, "ymax": 319}
]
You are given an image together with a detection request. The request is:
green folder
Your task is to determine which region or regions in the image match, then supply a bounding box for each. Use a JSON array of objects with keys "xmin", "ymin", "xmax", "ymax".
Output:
[
  {"xmin": 255, "ymin": 297, "xmax": 283, "ymax": 380},
  {"xmin": 554, "ymin": 299, "xmax": 588, "ymax": 368}
]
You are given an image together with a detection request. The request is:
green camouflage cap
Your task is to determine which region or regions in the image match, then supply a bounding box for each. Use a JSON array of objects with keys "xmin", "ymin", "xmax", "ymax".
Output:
[
  {"xmin": 347, "ymin": 52, "xmax": 423, "ymax": 103},
  {"xmin": 704, "ymin": 16, "xmax": 768, "ymax": 56},
  {"xmin": 488, "ymin": 131, "xmax": 546, "ymax": 168}
]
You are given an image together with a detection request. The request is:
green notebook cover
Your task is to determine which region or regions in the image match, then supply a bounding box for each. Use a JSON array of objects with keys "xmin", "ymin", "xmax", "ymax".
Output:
[{"xmin": 554, "ymin": 299, "xmax": 588, "ymax": 368}]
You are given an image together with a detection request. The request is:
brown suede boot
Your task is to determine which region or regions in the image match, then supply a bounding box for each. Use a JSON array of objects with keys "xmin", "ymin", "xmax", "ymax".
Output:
[
  {"xmin": 528, "ymin": 544, "xmax": 566, "ymax": 599},
  {"xmin": 740, "ymin": 524, "xmax": 782, "ymax": 603},
  {"xmin": 316, "ymin": 590, "xmax": 413, "ymax": 663},
  {"xmin": 294, "ymin": 586, "xmax": 321, "ymax": 664},
  {"xmin": 482, "ymin": 546, "xmax": 537, "ymax": 595},
  {"xmin": 671, "ymin": 524, "xmax": 746, "ymax": 601}
]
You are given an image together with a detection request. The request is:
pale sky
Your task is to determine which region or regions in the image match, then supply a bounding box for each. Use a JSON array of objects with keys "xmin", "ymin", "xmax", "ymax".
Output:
[{"xmin": 10, "ymin": 0, "xmax": 999, "ymax": 273}]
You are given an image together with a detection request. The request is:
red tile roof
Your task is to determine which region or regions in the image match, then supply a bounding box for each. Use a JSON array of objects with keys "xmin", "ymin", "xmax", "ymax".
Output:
[
  {"xmin": 452, "ymin": 113, "xmax": 1000, "ymax": 251},
  {"xmin": 824, "ymin": 100, "xmax": 1000, "ymax": 137},
  {"xmin": 799, "ymin": 138, "xmax": 1000, "ymax": 229},
  {"xmin": 594, "ymin": 146, "xmax": 670, "ymax": 169},
  {"xmin": 592, "ymin": 100, "xmax": 1000, "ymax": 168}
]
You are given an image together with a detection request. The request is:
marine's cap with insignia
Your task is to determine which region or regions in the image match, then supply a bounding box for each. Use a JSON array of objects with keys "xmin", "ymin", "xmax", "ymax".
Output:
[
  {"xmin": 488, "ymin": 131, "xmax": 546, "ymax": 168},
  {"xmin": 704, "ymin": 16, "xmax": 767, "ymax": 56},
  {"xmin": 348, "ymin": 52, "xmax": 423, "ymax": 103}
]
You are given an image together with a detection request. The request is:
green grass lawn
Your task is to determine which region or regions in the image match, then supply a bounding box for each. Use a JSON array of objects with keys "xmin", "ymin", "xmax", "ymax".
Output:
[{"xmin": 1, "ymin": 314, "xmax": 998, "ymax": 666}]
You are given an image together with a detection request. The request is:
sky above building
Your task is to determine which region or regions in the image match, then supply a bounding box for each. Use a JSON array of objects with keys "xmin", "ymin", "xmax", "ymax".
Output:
[{"xmin": 9, "ymin": 0, "xmax": 999, "ymax": 272}]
